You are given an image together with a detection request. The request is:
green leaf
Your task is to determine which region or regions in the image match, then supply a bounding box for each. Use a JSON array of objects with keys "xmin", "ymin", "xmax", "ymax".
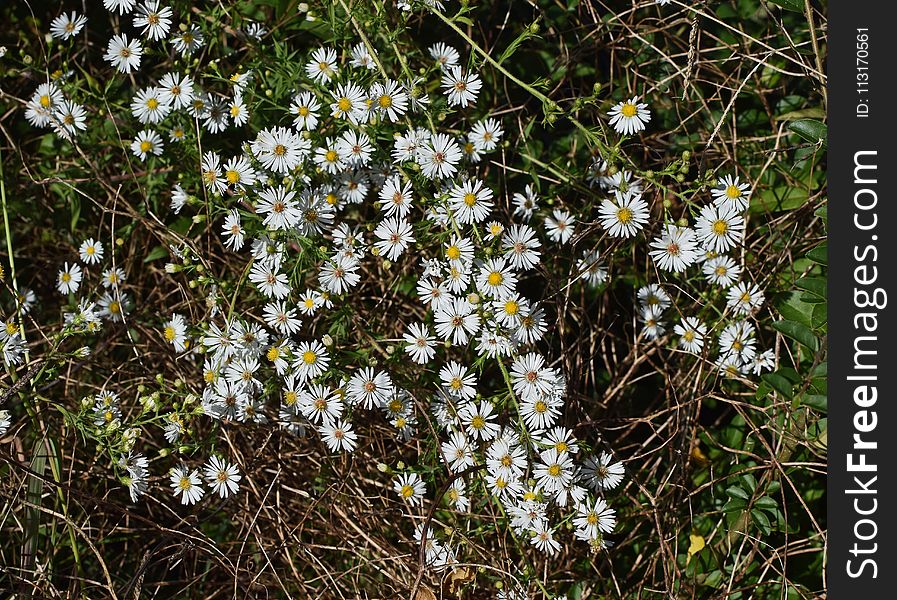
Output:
[
  {"xmin": 726, "ymin": 485, "xmax": 750, "ymax": 501},
  {"xmin": 767, "ymin": 0, "xmax": 805, "ymax": 12},
  {"xmin": 795, "ymin": 276, "xmax": 826, "ymax": 299},
  {"xmin": 754, "ymin": 496, "xmax": 778, "ymax": 511},
  {"xmin": 751, "ymin": 509, "xmax": 772, "ymax": 535},
  {"xmin": 772, "ymin": 319, "xmax": 819, "ymax": 351},
  {"xmin": 777, "ymin": 107, "xmax": 826, "ymax": 121},
  {"xmin": 723, "ymin": 498, "xmax": 748, "ymax": 513},
  {"xmin": 807, "ymin": 244, "xmax": 827, "ymax": 265},
  {"xmin": 143, "ymin": 245, "xmax": 169, "ymax": 263},
  {"xmin": 762, "ymin": 372, "xmax": 794, "ymax": 399},
  {"xmin": 800, "ymin": 394, "xmax": 828, "ymax": 412},
  {"xmin": 750, "ymin": 186, "xmax": 808, "ymax": 214},
  {"xmin": 788, "ymin": 119, "xmax": 827, "ymax": 147}
]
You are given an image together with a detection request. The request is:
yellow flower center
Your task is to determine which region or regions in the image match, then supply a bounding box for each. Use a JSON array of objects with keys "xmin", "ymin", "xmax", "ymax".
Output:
[
  {"xmin": 298, "ymin": 106, "xmax": 310, "ymax": 117},
  {"xmin": 61, "ymin": 273, "xmax": 72, "ymax": 283},
  {"xmin": 548, "ymin": 464, "xmax": 561, "ymax": 477},
  {"xmin": 504, "ymin": 300, "xmax": 519, "ymax": 315},
  {"xmin": 285, "ymin": 391, "xmax": 298, "ymax": 406},
  {"xmin": 378, "ymin": 95, "xmax": 392, "ymax": 108},
  {"xmin": 621, "ymin": 103, "xmax": 637, "ymax": 118},
  {"xmin": 267, "ymin": 347, "xmax": 280, "ymax": 361},
  {"xmin": 471, "ymin": 415, "xmax": 485, "ymax": 430},
  {"xmin": 146, "ymin": 98, "xmax": 159, "ymax": 110},
  {"xmin": 446, "ymin": 245, "xmax": 461, "ymax": 260},
  {"xmin": 617, "ymin": 207, "xmax": 633, "ymax": 223},
  {"xmin": 487, "ymin": 272, "xmax": 503, "ymax": 286},
  {"xmin": 325, "ymin": 150, "xmax": 338, "ymax": 162},
  {"xmin": 140, "ymin": 140, "xmax": 153, "ymax": 153},
  {"xmin": 337, "ymin": 97, "xmax": 352, "ymax": 112},
  {"xmin": 39, "ymin": 95, "xmax": 51, "ymax": 108},
  {"xmin": 725, "ymin": 185, "xmax": 741, "ymax": 199},
  {"xmin": 178, "ymin": 476, "xmax": 192, "ymax": 491},
  {"xmin": 712, "ymin": 220, "xmax": 728, "ymax": 235},
  {"xmin": 302, "ymin": 350, "xmax": 317, "ymax": 364},
  {"xmin": 534, "ymin": 400, "xmax": 547, "ymax": 414},
  {"xmin": 163, "ymin": 326, "xmax": 176, "ymax": 341},
  {"xmin": 226, "ymin": 170, "xmax": 240, "ymax": 184},
  {"xmin": 463, "ymin": 192, "xmax": 477, "ymax": 207}
]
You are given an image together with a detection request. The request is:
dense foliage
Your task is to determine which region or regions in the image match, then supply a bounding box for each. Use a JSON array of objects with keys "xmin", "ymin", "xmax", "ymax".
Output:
[{"xmin": 0, "ymin": 0, "xmax": 826, "ymax": 598}]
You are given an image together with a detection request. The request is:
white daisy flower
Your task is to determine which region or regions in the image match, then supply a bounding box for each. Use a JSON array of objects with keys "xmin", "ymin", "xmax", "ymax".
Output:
[
  {"xmin": 637, "ymin": 283, "xmax": 671, "ymax": 311},
  {"xmin": 448, "ymin": 178, "xmax": 493, "ymax": 224},
  {"xmin": 727, "ymin": 281, "xmax": 765, "ymax": 315},
  {"xmin": 439, "ymin": 361, "xmax": 477, "ymax": 400},
  {"xmin": 674, "ymin": 316, "xmax": 707, "ymax": 354},
  {"xmin": 130, "ymin": 129, "xmax": 163, "ymax": 160},
  {"xmin": 50, "ymin": 12, "xmax": 87, "ymax": 40},
  {"xmin": 459, "ymin": 399, "xmax": 500, "ymax": 442},
  {"xmin": 703, "ymin": 255, "xmax": 742, "ymax": 287},
  {"xmin": 470, "ymin": 118, "xmax": 503, "ymax": 152},
  {"xmin": 103, "ymin": 0, "xmax": 137, "ymax": 16},
  {"xmin": 429, "ymin": 42, "xmax": 460, "ymax": 69},
  {"xmin": 306, "ymin": 47, "xmax": 339, "ymax": 83},
  {"xmin": 544, "ymin": 209, "xmax": 576, "ymax": 244},
  {"xmin": 441, "ymin": 65, "xmax": 482, "ymax": 108},
  {"xmin": 502, "ymin": 224, "xmax": 541, "ymax": 270},
  {"xmin": 131, "ymin": 86, "xmax": 171, "ymax": 125},
  {"xmin": 290, "ymin": 91, "xmax": 321, "ymax": 131},
  {"xmin": 133, "ymin": 1, "xmax": 173, "ymax": 41},
  {"xmin": 576, "ymin": 249, "xmax": 608, "ymax": 287},
  {"xmin": 51, "ymin": 100, "xmax": 88, "ymax": 140},
  {"xmin": 695, "ymin": 203, "xmax": 745, "ymax": 253},
  {"xmin": 79, "ymin": 238, "xmax": 104, "ymax": 265},
  {"xmin": 171, "ymin": 27, "xmax": 204, "ymax": 55},
  {"xmin": 419, "ymin": 133, "xmax": 462, "ymax": 180},
  {"xmin": 475, "ymin": 257, "xmax": 518, "ymax": 300},
  {"xmin": 393, "ymin": 472, "xmax": 427, "ymax": 506},
  {"xmin": 257, "ymin": 186, "xmax": 301, "ymax": 231},
  {"xmin": 370, "ymin": 79, "xmax": 409, "ymax": 122},
  {"xmin": 251, "ymin": 126, "xmax": 308, "ymax": 174},
  {"xmin": 203, "ymin": 456, "xmax": 241, "ymax": 498},
  {"xmin": 403, "ymin": 322, "xmax": 436, "ymax": 364},
  {"xmin": 330, "ymin": 82, "xmax": 367, "ymax": 124},
  {"xmin": 350, "ymin": 42, "xmax": 377, "ymax": 70},
  {"xmin": 104, "ymin": 34, "xmax": 142, "ymax": 74},
  {"xmin": 57, "ymin": 262, "xmax": 83, "ymax": 295},
  {"xmin": 649, "ymin": 224, "xmax": 698, "ymax": 272},
  {"xmin": 319, "ymin": 419, "xmax": 358, "ymax": 452},
  {"xmin": 599, "ymin": 190, "xmax": 650, "ymax": 238},
  {"xmin": 512, "ymin": 184, "xmax": 539, "ymax": 220},
  {"xmin": 169, "ymin": 465, "xmax": 204, "ymax": 505},
  {"xmin": 373, "ymin": 217, "xmax": 415, "ymax": 261},
  {"xmin": 582, "ymin": 452, "xmax": 625, "ymax": 491},
  {"xmin": 608, "ymin": 95, "xmax": 651, "ymax": 135},
  {"xmin": 712, "ymin": 174, "xmax": 751, "ymax": 212}
]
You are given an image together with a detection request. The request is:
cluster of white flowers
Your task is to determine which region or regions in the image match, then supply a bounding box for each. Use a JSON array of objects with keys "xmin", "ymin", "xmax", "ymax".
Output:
[{"xmin": 19, "ymin": 1, "xmax": 782, "ymax": 595}]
